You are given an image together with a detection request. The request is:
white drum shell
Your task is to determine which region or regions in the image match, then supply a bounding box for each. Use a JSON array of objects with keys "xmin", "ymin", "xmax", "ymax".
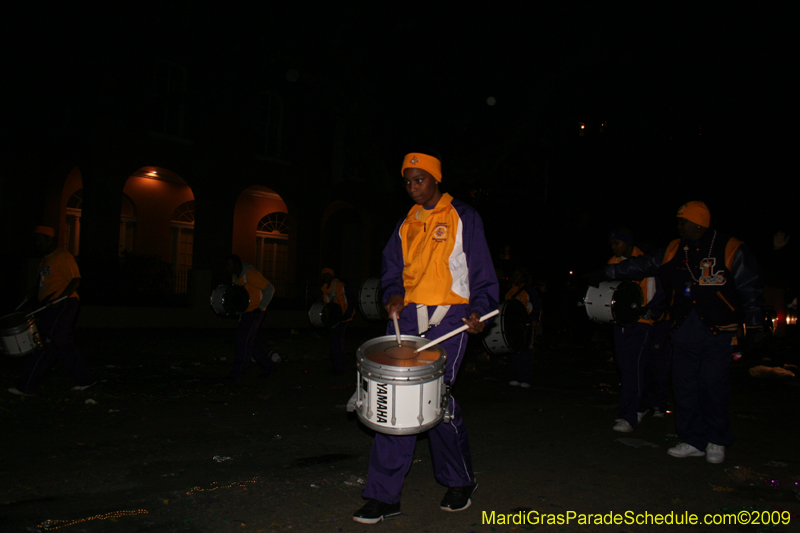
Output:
[
  {"xmin": 584, "ymin": 281, "xmax": 621, "ymax": 323},
  {"xmin": 583, "ymin": 280, "xmax": 642, "ymax": 326},
  {"xmin": 482, "ymin": 299, "xmax": 529, "ymax": 355},
  {"xmin": 358, "ymin": 277, "xmax": 386, "ymax": 321},
  {"xmin": 0, "ymin": 314, "xmax": 41, "ymax": 357},
  {"xmin": 355, "ymin": 335, "xmax": 446, "ymax": 435},
  {"xmin": 210, "ymin": 284, "xmax": 250, "ymax": 316}
]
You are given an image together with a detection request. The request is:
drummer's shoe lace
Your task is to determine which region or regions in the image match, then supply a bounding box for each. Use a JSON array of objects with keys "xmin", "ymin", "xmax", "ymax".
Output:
[
  {"xmin": 440, "ymin": 483, "xmax": 478, "ymax": 512},
  {"xmin": 352, "ymin": 499, "xmax": 401, "ymax": 524}
]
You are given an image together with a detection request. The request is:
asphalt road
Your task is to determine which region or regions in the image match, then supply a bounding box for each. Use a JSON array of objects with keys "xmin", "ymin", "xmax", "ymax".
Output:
[{"xmin": 2, "ymin": 324, "xmax": 798, "ymax": 532}]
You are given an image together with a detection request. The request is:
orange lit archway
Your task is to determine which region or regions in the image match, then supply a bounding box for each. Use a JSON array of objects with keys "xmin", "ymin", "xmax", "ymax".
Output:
[
  {"xmin": 232, "ymin": 185, "xmax": 292, "ymax": 297},
  {"xmin": 122, "ymin": 166, "xmax": 194, "ymax": 293}
]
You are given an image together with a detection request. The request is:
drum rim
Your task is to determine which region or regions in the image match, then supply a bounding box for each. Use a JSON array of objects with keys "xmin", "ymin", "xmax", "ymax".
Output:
[
  {"xmin": 583, "ymin": 280, "xmax": 643, "ymax": 326},
  {"xmin": 358, "ymin": 277, "xmax": 388, "ymax": 320},
  {"xmin": 308, "ymin": 301, "xmax": 343, "ymax": 328},
  {"xmin": 210, "ymin": 284, "xmax": 250, "ymax": 315},
  {"xmin": 482, "ymin": 299, "xmax": 528, "ymax": 354},
  {"xmin": 0, "ymin": 313, "xmax": 36, "ymax": 335},
  {"xmin": 357, "ymin": 335, "xmax": 446, "ymax": 379},
  {"xmin": 357, "ymin": 416, "xmax": 444, "ymax": 435}
]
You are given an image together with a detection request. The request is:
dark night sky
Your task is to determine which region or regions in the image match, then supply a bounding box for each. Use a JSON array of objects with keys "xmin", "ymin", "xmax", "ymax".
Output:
[{"xmin": 6, "ymin": 3, "xmax": 794, "ymax": 281}]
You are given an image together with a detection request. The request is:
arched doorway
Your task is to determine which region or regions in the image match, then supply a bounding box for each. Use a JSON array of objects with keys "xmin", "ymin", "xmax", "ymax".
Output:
[
  {"xmin": 122, "ymin": 166, "xmax": 194, "ymax": 294},
  {"xmin": 171, "ymin": 200, "xmax": 195, "ymax": 293},
  {"xmin": 232, "ymin": 186, "xmax": 293, "ymax": 297}
]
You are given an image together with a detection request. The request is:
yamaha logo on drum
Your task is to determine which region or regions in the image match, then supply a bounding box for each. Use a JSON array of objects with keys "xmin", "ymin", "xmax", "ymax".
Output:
[{"xmin": 376, "ymin": 383, "xmax": 389, "ymax": 423}]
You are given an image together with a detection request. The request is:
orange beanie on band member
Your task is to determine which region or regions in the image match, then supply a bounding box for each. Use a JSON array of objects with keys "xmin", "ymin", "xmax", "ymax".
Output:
[
  {"xmin": 676, "ymin": 201, "xmax": 711, "ymax": 228},
  {"xmin": 402, "ymin": 153, "xmax": 442, "ymax": 182}
]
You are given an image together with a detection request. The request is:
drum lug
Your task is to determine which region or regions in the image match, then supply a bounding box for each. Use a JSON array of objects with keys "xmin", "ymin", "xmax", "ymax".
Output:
[
  {"xmin": 441, "ymin": 382, "xmax": 452, "ymax": 424},
  {"xmin": 346, "ymin": 391, "xmax": 359, "ymax": 413}
]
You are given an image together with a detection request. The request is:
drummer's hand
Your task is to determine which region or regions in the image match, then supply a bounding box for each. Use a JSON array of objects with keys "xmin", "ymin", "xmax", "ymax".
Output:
[
  {"xmin": 462, "ymin": 312, "xmax": 486, "ymax": 334},
  {"xmin": 385, "ymin": 295, "xmax": 405, "ymax": 320}
]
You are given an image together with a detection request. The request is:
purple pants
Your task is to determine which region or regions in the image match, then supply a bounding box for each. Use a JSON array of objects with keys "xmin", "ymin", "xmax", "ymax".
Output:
[
  {"xmin": 511, "ymin": 347, "xmax": 534, "ymax": 384},
  {"xmin": 614, "ymin": 322, "xmax": 653, "ymax": 427},
  {"xmin": 672, "ymin": 311, "xmax": 735, "ymax": 449},
  {"xmin": 230, "ymin": 310, "xmax": 275, "ymax": 381},
  {"xmin": 16, "ymin": 298, "xmax": 94, "ymax": 393},
  {"xmin": 329, "ymin": 321, "xmax": 348, "ymax": 374},
  {"xmin": 362, "ymin": 304, "xmax": 475, "ymax": 504},
  {"xmin": 641, "ymin": 320, "xmax": 672, "ymax": 412}
]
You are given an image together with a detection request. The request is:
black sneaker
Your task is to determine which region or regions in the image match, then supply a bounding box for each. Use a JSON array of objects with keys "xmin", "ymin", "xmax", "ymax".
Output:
[
  {"xmin": 440, "ymin": 483, "xmax": 478, "ymax": 512},
  {"xmin": 353, "ymin": 499, "xmax": 401, "ymax": 524}
]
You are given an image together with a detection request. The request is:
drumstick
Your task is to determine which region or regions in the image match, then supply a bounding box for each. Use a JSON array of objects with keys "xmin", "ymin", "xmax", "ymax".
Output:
[
  {"xmin": 392, "ymin": 312, "xmax": 402, "ymax": 346},
  {"xmin": 413, "ymin": 309, "xmax": 500, "ymax": 353},
  {"xmin": 15, "ymin": 298, "xmax": 29, "ymax": 312},
  {"xmin": 25, "ymin": 295, "xmax": 69, "ymax": 317}
]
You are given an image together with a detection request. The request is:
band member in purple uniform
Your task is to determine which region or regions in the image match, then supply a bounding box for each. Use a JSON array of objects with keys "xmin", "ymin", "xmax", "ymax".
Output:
[{"xmin": 353, "ymin": 152, "xmax": 499, "ymax": 524}]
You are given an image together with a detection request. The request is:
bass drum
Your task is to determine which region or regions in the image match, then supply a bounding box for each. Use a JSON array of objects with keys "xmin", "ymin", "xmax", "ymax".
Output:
[
  {"xmin": 482, "ymin": 299, "xmax": 530, "ymax": 355},
  {"xmin": 210, "ymin": 284, "xmax": 250, "ymax": 316},
  {"xmin": 309, "ymin": 302, "xmax": 344, "ymax": 328},
  {"xmin": 583, "ymin": 280, "xmax": 643, "ymax": 327},
  {"xmin": 358, "ymin": 277, "xmax": 388, "ymax": 321}
]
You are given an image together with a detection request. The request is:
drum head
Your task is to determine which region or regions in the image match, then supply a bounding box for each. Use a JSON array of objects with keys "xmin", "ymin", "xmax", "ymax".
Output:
[
  {"xmin": 611, "ymin": 281, "xmax": 644, "ymax": 327},
  {"xmin": 0, "ymin": 313, "xmax": 28, "ymax": 331},
  {"xmin": 225, "ymin": 285, "xmax": 250, "ymax": 314},
  {"xmin": 482, "ymin": 299, "xmax": 530, "ymax": 354},
  {"xmin": 367, "ymin": 344, "xmax": 441, "ymax": 367},
  {"xmin": 500, "ymin": 298, "xmax": 530, "ymax": 353},
  {"xmin": 322, "ymin": 302, "xmax": 344, "ymax": 328}
]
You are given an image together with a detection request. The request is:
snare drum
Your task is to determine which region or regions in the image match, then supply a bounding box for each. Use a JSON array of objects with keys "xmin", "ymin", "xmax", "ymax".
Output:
[
  {"xmin": 358, "ymin": 277, "xmax": 387, "ymax": 321},
  {"xmin": 583, "ymin": 281, "xmax": 643, "ymax": 327},
  {"xmin": 355, "ymin": 335, "xmax": 447, "ymax": 435},
  {"xmin": 308, "ymin": 302, "xmax": 343, "ymax": 328},
  {"xmin": 210, "ymin": 284, "xmax": 250, "ymax": 316},
  {"xmin": 0, "ymin": 313, "xmax": 42, "ymax": 357},
  {"xmin": 482, "ymin": 299, "xmax": 529, "ymax": 355}
]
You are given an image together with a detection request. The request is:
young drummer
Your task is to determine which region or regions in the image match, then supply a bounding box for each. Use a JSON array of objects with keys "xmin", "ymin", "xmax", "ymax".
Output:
[
  {"xmin": 9, "ymin": 226, "xmax": 95, "ymax": 396},
  {"xmin": 353, "ymin": 152, "xmax": 499, "ymax": 524}
]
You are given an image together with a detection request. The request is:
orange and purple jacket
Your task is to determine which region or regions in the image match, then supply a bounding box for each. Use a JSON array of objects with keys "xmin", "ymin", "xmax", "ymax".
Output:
[
  {"xmin": 38, "ymin": 248, "xmax": 80, "ymax": 301},
  {"xmin": 231, "ymin": 263, "xmax": 272, "ymax": 312},
  {"xmin": 381, "ymin": 193, "xmax": 498, "ymax": 318},
  {"xmin": 604, "ymin": 231, "xmax": 764, "ymax": 333},
  {"xmin": 608, "ymin": 246, "xmax": 657, "ymax": 325}
]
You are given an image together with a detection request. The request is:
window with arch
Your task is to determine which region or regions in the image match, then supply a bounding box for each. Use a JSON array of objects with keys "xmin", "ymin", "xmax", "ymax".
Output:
[
  {"xmin": 171, "ymin": 200, "xmax": 195, "ymax": 293},
  {"xmin": 119, "ymin": 194, "xmax": 137, "ymax": 255},
  {"xmin": 64, "ymin": 189, "xmax": 82, "ymax": 256},
  {"xmin": 256, "ymin": 212, "xmax": 289, "ymax": 297}
]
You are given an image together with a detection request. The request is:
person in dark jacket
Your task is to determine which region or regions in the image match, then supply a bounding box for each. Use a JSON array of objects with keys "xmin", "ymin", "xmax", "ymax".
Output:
[{"xmin": 602, "ymin": 201, "xmax": 764, "ymax": 464}]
